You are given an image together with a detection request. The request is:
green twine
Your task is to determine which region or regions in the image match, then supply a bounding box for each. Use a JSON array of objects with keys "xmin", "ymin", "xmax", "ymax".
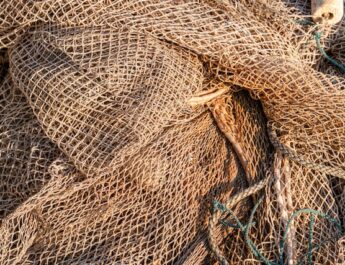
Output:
[
  {"xmin": 279, "ymin": 209, "xmax": 343, "ymax": 264},
  {"xmin": 314, "ymin": 31, "xmax": 345, "ymax": 74},
  {"xmin": 296, "ymin": 238, "xmax": 333, "ymax": 265},
  {"xmin": 214, "ymin": 200, "xmax": 344, "ymax": 265},
  {"xmin": 243, "ymin": 196, "xmax": 274, "ymax": 265},
  {"xmin": 214, "ymin": 197, "xmax": 274, "ymax": 265},
  {"xmin": 211, "ymin": 19, "xmax": 345, "ymax": 264},
  {"xmin": 282, "ymin": 209, "xmax": 343, "ymax": 265},
  {"xmin": 295, "ymin": 19, "xmax": 345, "ymax": 74}
]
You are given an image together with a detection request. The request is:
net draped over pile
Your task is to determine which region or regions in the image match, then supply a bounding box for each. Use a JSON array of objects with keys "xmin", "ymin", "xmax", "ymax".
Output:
[{"xmin": 1, "ymin": 0, "xmax": 345, "ymax": 264}]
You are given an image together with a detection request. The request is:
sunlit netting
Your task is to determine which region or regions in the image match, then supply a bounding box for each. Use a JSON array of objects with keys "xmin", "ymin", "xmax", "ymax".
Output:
[
  {"xmin": 10, "ymin": 25, "xmax": 208, "ymax": 176},
  {"xmin": 0, "ymin": 117, "xmax": 239, "ymax": 264},
  {"xmin": 251, "ymin": 158, "xmax": 342, "ymax": 264},
  {"xmin": 1, "ymin": 0, "xmax": 345, "ymax": 264}
]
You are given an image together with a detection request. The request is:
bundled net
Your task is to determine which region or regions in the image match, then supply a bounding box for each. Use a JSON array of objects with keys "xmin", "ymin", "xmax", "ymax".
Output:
[{"xmin": 1, "ymin": 0, "xmax": 345, "ymax": 264}]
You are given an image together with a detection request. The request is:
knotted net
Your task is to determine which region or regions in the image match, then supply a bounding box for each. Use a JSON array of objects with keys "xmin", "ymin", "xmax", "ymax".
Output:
[{"xmin": 1, "ymin": 0, "xmax": 345, "ymax": 264}]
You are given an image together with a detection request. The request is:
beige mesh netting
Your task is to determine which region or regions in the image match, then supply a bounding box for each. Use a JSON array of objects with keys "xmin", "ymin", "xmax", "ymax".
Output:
[
  {"xmin": 1, "ymin": 0, "xmax": 345, "ymax": 264},
  {"xmin": 0, "ymin": 76, "xmax": 62, "ymax": 219}
]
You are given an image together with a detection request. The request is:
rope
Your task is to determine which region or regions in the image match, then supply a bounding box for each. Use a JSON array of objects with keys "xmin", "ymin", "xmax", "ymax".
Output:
[
  {"xmin": 314, "ymin": 31, "xmax": 345, "ymax": 74},
  {"xmin": 267, "ymin": 123, "xmax": 345, "ymax": 181},
  {"xmin": 296, "ymin": 19, "xmax": 345, "ymax": 73},
  {"xmin": 211, "ymin": 199, "xmax": 343, "ymax": 265},
  {"xmin": 280, "ymin": 209, "xmax": 343, "ymax": 264},
  {"xmin": 208, "ymin": 175, "xmax": 271, "ymax": 265},
  {"xmin": 208, "ymin": 18, "xmax": 345, "ymax": 265},
  {"xmin": 208, "ymin": 121, "xmax": 345, "ymax": 264},
  {"xmin": 307, "ymin": 214, "xmax": 315, "ymax": 265}
]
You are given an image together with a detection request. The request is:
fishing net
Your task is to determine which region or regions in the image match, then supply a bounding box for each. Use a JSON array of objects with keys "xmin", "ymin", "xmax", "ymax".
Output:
[
  {"xmin": 1, "ymin": 0, "xmax": 345, "ymax": 264},
  {"xmin": 0, "ymin": 76, "xmax": 62, "ymax": 219}
]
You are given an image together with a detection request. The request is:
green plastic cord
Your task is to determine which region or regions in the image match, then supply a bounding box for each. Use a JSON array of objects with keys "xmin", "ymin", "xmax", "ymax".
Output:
[
  {"xmin": 314, "ymin": 31, "xmax": 345, "ymax": 74},
  {"xmin": 214, "ymin": 200, "xmax": 343, "ymax": 265}
]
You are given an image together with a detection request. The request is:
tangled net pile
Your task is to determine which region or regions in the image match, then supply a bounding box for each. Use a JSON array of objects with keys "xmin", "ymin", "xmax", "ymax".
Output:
[{"xmin": 1, "ymin": 0, "xmax": 345, "ymax": 264}]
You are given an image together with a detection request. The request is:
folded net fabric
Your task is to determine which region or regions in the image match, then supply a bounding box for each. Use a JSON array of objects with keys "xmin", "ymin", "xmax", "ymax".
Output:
[{"xmin": 1, "ymin": 0, "xmax": 345, "ymax": 264}]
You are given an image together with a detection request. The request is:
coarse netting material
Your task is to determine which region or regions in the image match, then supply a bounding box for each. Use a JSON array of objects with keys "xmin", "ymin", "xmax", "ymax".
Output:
[
  {"xmin": 1, "ymin": 0, "xmax": 345, "ymax": 264},
  {"xmin": 0, "ymin": 76, "xmax": 62, "ymax": 219}
]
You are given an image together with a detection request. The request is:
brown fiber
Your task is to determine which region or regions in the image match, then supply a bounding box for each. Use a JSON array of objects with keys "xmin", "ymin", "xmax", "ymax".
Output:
[{"xmin": 1, "ymin": 0, "xmax": 345, "ymax": 264}]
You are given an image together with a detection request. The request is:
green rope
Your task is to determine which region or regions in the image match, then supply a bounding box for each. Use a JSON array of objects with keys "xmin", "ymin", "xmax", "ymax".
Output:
[
  {"xmin": 220, "ymin": 219, "xmax": 255, "ymax": 230},
  {"xmin": 243, "ymin": 196, "xmax": 275, "ymax": 265},
  {"xmin": 314, "ymin": 31, "xmax": 345, "ymax": 74},
  {"xmin": 214, "ymin": 197, "xmax": 275, "ymax": 265},
  {"xmin": 214, "ymin": 200, "xmax": 344, "ymax": 265},
  {"xmin": 295, "ymin": 19, "xmax": 345, "ymax": 74},
  {"xmin": 296, "ymin": 239, "xmax": 332, "ymax": 265},
  {"xmin": 280, "ymin": 209, "xmax": 343, "ymax": 259}
]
